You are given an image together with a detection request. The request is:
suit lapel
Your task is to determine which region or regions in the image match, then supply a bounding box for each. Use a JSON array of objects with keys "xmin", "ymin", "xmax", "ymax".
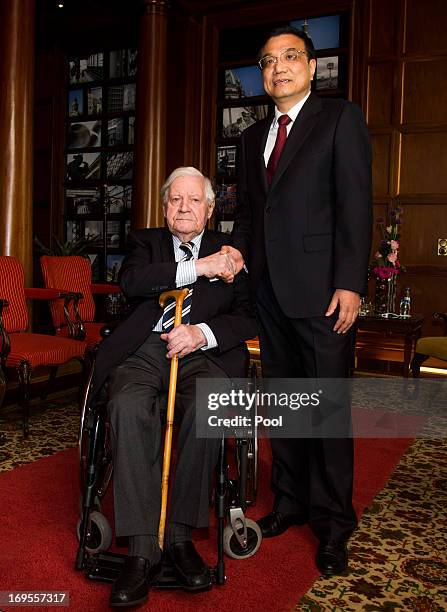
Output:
[
  {"xmin": 257, "ymin": 118, "xmax": 271, "ymax": 195},
  {"xmin": 160, "ymin": 227, "xmax": 175, "ymax": 261},
  {"xmin": 269, "ymin": 93, "xmax": 323, "ymax": 194}
]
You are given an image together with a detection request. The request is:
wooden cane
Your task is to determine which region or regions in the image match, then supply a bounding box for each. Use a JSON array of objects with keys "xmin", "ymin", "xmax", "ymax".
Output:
[{"xmin": 157, "ymin": 288, "xmax": 189, "ymax": 550}]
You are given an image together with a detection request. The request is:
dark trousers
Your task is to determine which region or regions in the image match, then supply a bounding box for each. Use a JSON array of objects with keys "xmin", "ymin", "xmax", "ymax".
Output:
[
  {"xmin": 107, "ymin": 333, "xmax": 224, "ymax": 538},
  {"xmin": 256, "ymin": 270, "xmax": 357, "ymax": 542}
]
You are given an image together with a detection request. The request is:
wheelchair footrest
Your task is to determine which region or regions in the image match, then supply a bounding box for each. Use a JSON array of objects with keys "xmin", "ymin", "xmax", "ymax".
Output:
[{"xmin": 83, "ymin": 551, "xmax": 215, "ymax": 588}]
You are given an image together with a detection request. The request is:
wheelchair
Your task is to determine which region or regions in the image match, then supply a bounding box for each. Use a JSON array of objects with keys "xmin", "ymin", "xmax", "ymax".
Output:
[{"xmin": 75, "ymin": 357, "xmax": 262, "ymax": 586}]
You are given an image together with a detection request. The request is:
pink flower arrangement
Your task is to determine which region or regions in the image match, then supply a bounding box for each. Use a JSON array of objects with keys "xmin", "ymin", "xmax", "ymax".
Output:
[{"xmin": 372, "ymin": 207, "xmax": 404, "ymax": 279}]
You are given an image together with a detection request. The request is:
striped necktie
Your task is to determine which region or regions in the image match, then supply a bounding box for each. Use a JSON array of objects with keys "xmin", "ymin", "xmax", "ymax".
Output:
[{"xmin": 161, "ymin": 242, "xmax": 194, "ymax": 332}]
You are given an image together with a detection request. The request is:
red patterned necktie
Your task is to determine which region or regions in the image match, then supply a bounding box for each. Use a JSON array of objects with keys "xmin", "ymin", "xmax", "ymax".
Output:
[{"xmin": 267, "ymin": 114, "xmax": 292, "ymax": 184}]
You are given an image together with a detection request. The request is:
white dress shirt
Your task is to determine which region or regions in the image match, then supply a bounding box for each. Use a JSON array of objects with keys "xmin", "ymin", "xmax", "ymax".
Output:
[
  {"xmin": 263, "ymin": 91, "xmax": 311, "ymax": 165},
  {"xmin": 153, "ymin": 230, "xmax": 217, "ymax": 350}
]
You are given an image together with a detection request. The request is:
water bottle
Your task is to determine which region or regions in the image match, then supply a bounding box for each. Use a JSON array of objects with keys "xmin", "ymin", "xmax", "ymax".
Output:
[{"xmin": 399, "ymin": 287, "xmax": 411, "ymax": 318}]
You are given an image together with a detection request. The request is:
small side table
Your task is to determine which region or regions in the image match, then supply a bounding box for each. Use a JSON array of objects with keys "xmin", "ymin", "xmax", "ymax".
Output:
[{"xmin": 355, "ymin": 314, "xmax": 424, "ymax": 377}]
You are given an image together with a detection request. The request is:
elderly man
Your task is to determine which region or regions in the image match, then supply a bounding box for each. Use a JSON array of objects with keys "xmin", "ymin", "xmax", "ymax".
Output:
[{"xmin": 90, "ymin": 167, "xmax": 257, "ymax": 608}]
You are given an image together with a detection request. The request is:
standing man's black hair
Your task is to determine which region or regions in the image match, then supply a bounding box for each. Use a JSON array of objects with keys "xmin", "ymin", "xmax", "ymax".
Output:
[{"xmin": 258, "ymin": 25, "xmax": 316, "ymax": 61}]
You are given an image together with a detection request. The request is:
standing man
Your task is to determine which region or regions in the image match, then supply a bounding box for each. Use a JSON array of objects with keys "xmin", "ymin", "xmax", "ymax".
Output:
[{"xmin": 226, "ymin": 26, "xmax": 372, "ymax": 576}]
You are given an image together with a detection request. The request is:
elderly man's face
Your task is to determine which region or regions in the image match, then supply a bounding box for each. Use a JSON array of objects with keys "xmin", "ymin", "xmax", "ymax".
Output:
[{"xmin": 164, "ymin": 176, "xmax": 214, "ymax": 242}]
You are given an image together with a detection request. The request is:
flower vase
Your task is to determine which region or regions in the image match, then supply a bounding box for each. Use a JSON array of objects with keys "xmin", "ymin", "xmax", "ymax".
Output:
[{"xmin": 375, "ymin": 275, "xmax": 397, "ymax": 314}]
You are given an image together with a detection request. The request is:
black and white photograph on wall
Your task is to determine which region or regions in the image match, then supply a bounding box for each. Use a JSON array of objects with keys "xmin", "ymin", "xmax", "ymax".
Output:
[
  {"xmin": 66, "ymin": 188, "xmax": 101, "ymax": 216},
  {"xmin": 217, "ymin": 220, "xmax": 234, "ymax": 234},
  {"xmin": 87, "ymin": 86, "xmax": 102, "ymax": 115},
  {"xmin": 69, "ymin": 53, "xmax": 104, "ymax": 84},
  {"xmin": 108, "ymin": 86, "xmax": 124, "ymax": 113},
  {"xmin": 224, "ymin": 66, "xmax": 264, "ymax": 99},
  {"xmin": 222, "ymin": 105, "xmax": 269, "ymax": 138},
  {"xmin": 217, "ymin": 146, "xmax": 236, "ymax": 176},
  {"xmin": 66, "ymin": 220, "xmax": 81, "ymax": 242},
  {"xmin": 107, "ymin": 254, "xmax": 124, "ymax": 282},
  {"xmin": 109, "ymin": 49, "xmax": 126, "ymax": 79},
  {"xmin": 315, "ymin": 56, "xmax": 339, "ymax": 90},
  {"xmin": 123, "ymin": 84, "xmax": 136, "ymax": 111},
  {"xmin": 107, "ymin": 221, "xmax": 121, "ymax": 247},
  {"xmin": 107, "ymin": 152, "xmax": 133, "ymax": 180},
  {"xmin": 106, "ymin": 185, "xmax": 132, "ymax": 214},
  {"xmin": 66, "ymin": 152, "xmax": 101, "ymax": 181},
  {"xmin": 87, "ymin": 253, "xmax": 100, "ymax": 282},
  {"xmin": 68, "ymin": 121, "xmax": 101, "ymax": 148},
  {"xmin": 68, "ymin": 90, "xmax": 83, "ymax": 117},
  {"xmin": 128, "ymin": 116, "xmax": 135, "ymax": 144},
  {"xmin": 84, "ymin": 220, "xmax": 103, "ymax": 245},
  {"xmin": 215, "ymin": 183, "xmax": 237, "ymax": 215},
  {"xmin": 108, "ymin": 119, "xmax": 124, "ymax": 146},
  {"xmin": 127, "ymin": 49, "xmax": 138, "ymax": 76}
]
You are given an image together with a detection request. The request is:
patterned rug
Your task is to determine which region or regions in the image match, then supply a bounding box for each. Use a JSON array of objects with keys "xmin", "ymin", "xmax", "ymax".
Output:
[
  {"xmin": 0, "ymin": 390, "xmax": 79, "ymax": 471},
  {"xmin": 1, "ymin": 392, "xmax": 446, "ymax": 611},
  {"xmin": 296, "ymin": 436, "xmax": 447, "ymax": 611}
]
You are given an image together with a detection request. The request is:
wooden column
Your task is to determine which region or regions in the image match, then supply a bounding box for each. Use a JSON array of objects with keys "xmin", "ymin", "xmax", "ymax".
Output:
[
  {"xmin": 0, "ymin": 0, "xmax": 35, "ymax": 285},
  {"xmin": 133, "ymin": 0, "xmax": 169, "ymax": 229}
]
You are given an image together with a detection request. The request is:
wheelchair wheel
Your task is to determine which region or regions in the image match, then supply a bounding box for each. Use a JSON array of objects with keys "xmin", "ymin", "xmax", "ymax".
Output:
[
  {"xmin": 223, "ymin": 518, "xmax": 262, "ymax": 559},
  {"xmin": 76, "ymin": 510, "xmax": 112, "ymax": 554}
]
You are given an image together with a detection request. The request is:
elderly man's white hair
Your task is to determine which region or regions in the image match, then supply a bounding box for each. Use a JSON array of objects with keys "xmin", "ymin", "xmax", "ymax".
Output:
[{"xmin": 161, "ymin": 166, "xmax": 215, "ymax": 205}]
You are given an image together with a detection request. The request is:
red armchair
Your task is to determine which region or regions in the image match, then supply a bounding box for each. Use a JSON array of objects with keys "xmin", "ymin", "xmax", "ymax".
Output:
[
  {"xmin": 0, "ymin": 256, "xmax": 87, "ymax": 437},
  {"xmin": 40, "ymin": 255, "xmax": 122, "ymax": 350}
]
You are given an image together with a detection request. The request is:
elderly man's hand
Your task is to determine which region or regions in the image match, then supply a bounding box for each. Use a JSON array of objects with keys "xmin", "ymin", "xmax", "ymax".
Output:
[
  {"xmin": 220, "ymin": 245, "xmax": 244, "ymax": 275},
  {"xmin": 161, "ymin": 324, "xmax": 207, "ymax": 358},
  {"xmin": 195, "ymin": 252, "xmax": 235, "ymax": 283},
  {"xmin": 325, "ymin": 289, "xmax": 360, "ymax": 334}
]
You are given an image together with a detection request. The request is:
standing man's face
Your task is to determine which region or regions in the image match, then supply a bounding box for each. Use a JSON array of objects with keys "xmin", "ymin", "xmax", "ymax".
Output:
[
  {"xmin": 164, "ymin": 175, "xmax": 214, "ymax": 243},
  {"xmin": 260, "ymin": 34, "xmax": 316, "ymax": 112}
]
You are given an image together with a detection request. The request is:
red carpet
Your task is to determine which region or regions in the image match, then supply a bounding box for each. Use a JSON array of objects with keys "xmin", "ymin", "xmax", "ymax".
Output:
[{"xmin": 0, "ymin": 437, "xmax": 410, "ymax": 612}]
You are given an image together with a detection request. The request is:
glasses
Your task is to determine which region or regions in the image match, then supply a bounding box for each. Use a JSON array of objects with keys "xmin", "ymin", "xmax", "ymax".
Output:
[{"xmin": 258, "ymin": 48, "xmax": 308, "ymax": 71}]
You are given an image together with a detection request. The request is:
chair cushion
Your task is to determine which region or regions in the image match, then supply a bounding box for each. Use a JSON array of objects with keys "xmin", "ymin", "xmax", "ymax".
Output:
[
  {"xmin": 0, "ymin": 256, "xmax": 28, "ymax": 332},
  {"xmin": 416, "ymin": 337, "xmax": 447, "ymax": 362},
  {"xmin": 5, "ymin": 333, "xmax": 86, "ymax": 368}
]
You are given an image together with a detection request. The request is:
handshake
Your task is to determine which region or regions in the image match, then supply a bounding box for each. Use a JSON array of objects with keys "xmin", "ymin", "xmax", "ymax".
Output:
[{"xmin": 195, "ymin": 245, "xmax": 244, "ymax": 284}]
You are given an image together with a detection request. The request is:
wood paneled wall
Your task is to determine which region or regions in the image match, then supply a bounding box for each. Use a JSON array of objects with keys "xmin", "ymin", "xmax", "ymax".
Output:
[{"xmin": 362, "ymin": 0, "xmax": 447, "ymax": 334}]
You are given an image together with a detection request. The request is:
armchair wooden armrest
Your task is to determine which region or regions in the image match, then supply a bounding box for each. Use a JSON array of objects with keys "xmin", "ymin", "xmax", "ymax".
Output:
[
  {"xmin": 91, "ymin": 283, "xmax": 121, "ymax": 295},
  {"xmin": 0, "ymin": 299, "xmax": 11, "ymax": 366},
  {"xmin": 433, "ymin": 312, "xmax": 447, "ymax": 335}
]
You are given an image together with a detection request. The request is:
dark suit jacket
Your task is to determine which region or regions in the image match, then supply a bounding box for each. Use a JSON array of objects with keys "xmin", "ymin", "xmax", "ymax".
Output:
[
  {"xmin": 90, "ymin": 227, "xmax": 258, "ymax": 400},
  {"xmin": 233, "ymin": 93, "xmax": 373, "ymax": 319}
]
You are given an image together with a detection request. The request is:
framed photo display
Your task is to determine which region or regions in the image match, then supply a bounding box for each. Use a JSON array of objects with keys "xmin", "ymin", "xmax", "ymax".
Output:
[{"xmin": 65, "ymin": 48, "xmax": 137, "ymax": 281}]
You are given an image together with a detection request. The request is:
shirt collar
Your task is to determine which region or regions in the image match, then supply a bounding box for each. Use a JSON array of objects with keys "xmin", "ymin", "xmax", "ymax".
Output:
[
  {"xmin": 172, "ymin": 229, "xmax": 204, "ymax": 252},
  {"xmin": 272, "ymin": 90, "xmax": 311, "ymax": 128}
]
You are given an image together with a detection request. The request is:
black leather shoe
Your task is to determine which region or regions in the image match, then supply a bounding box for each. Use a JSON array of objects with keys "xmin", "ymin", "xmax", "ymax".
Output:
[
  {"xmin": 316, "ymin": 540, "xmax": 349, "ymax": 577},
  {"xmin": 167, "ymin": 541, "xmax": 211, "ymax": 591},
  {"xmin": 257, "ymin": 511, "xmax": 308, "ymax": 538},
  {"xmin": 110, "ymin": 556, "xmax": 161, "ymax": 608}
]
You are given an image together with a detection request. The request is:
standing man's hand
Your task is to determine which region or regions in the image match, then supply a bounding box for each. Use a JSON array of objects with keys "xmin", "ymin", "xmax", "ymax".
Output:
[
  {"xmin": 161, "ymin": 324, "xmax": 206, "ymax": 358},
  {"xmin": 326, "ymin": 289, "xmax": 360, "ymax": 334},
  {"xmin": 195, "ymin": 252, "xmax": 235, "ymax": 283},
  {"xmin": 220, "ymin": 245, "xmax": 244, "ymax": 275}
]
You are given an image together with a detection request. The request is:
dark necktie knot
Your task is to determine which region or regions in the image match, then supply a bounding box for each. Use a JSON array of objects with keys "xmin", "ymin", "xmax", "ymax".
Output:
[
  {"xmin": 278, "ymin": 114, "xmax": 291, "ymax": 127},
  {"xmin": 180, "ymin": 242, "xmax": 194, "ymax": 260}
]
